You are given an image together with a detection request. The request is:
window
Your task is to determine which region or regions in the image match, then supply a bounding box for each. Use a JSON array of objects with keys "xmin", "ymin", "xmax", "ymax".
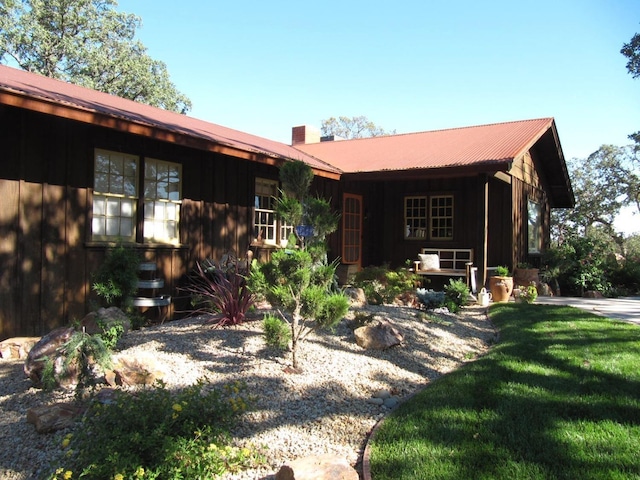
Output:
[
  {"xmin": 254, "ymin": 178, "xmax": 278, "ymax": 244},
  {"xmin": 143, "ymin": 159, "xmax": 182, "ymax": 244},
  {"xmin": 404, "ymin": 196, "xmax": 427, "ymax": 239},
  {"xmin": 528, "ymin": 199, "xmax": 542, "ymax": 254},
  {"xmin": 430, "ymin": 195, "xmax": 454, "ymax": 240},
  {"xmin": 404, "ymin": 194, "xmax": 454, "ymax": 240},
  {"xmin": 92, "ymin": 149, "xmax": 182, "ymax": 244},
  {"xmin": 93, "ymin": 150, "xmax": 138, "ymax": 242}
]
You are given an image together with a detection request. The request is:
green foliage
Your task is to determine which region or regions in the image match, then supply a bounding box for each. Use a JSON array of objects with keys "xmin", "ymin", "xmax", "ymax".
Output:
[
  {"xmin": 517, "ymin": 284, "xmax": 538, "ymax": 303},
  {"xmin": 352, "ymin": 265, "xmax": 420, "ymax": 304},
  {"xmin": 181, "ymin": 260, "xmax": 254, "ymax": 327},
  {"xmin": 320, "ymin": 116, "xmax": 395, "ymax": 139},
  {"xmin": 96, "ymin": 317, "xmax": 125, "ymax": 350},
  {"xmin": 46, "ymin": 379, "xmax": 263, "ymax": 479},
  {"xmin": 495, "ymin": 265, "xmax": 510, "ymax": 277},
  {"xmin": 279, "ymin": 160, "xmax": 314, "ymax": 200},
  {"xmin": 0, "ymin": 0, "xmax": 192, "ymax": 113},
  {"xmin": 262, "ymin": 314, "xmax": 291, "ymax": 350},
  {"xmin": 92, "ymin": 243, "xmax": 140, "ymax": 309},
  {"xmin": 40, "ymin": 357, "xmax": 58, "ymax": 392},
  {"xmin": 444, "ymin": 278, "xmax": 470, "ymax": 313},
  {"xmin": 249, "ymin": 249, "xmax": 348, "ymax": 369},
  {"xmin": 543, "ymin": 235, "xmax": 615, "ymax": 296},
  {"xmin": 415, "ymin": 288, "xmax": 445, "ymax": 309},
  {"xmin": 61, "ymin": 331, "xmax": 113, "ymax": 396}
]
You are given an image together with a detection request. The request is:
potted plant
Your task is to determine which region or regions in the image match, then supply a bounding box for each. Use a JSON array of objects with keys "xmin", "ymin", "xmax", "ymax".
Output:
[
  {"xmin": 489, "ymin": 265, "xmax": 513, "ymax": 303},
  {"xmin": 515, "ymin": 283, "xmax": 538, "ymax": 304},
  {"xmin": 514, "ymin": 262, "xmax": 539, "ymax": 289}
]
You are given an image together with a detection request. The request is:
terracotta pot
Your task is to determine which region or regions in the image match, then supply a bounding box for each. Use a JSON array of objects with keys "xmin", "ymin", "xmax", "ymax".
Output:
[
  {"xmin": 489, "ymin": 276, "xmax": 513, "ymax": 303},
  {"xmin": 514, "ymin": 268, "xmax": 539, "ymax": 288}
]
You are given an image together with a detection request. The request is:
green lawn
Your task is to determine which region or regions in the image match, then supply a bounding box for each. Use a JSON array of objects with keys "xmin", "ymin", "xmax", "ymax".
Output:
[{"xmin": 368, "ymin": 303, "xmax": 640, "ymax": 480}]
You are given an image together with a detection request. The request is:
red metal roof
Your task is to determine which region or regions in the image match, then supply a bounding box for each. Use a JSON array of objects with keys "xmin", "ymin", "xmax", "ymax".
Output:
[
  {"xmin": 0, "ymin": 65, "xmax": 340, "ymax": 177},
  {"xmin": 295, "ymin": 118, "xmax": 556, "ymax": 174}
]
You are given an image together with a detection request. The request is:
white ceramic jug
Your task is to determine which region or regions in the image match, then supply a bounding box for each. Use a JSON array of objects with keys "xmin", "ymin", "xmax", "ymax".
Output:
[{"xmin": 478, "ymin": 287, "xmax": 492, "ymax": 307}]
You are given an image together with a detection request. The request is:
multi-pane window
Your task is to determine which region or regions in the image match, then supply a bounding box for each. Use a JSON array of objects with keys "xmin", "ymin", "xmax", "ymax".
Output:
[
  {"xmin": 404, "ymin": 194, "xmax": 454, "ymax": 240},
  {"xmin": 144, "ymin": 159, "xmax": 182, "ymax": 244},
  {"xmin": 404, "ymin": 196, "xmax": 427, "ymax": 239},
  {"xmin": 430, "ymin": 195, "xmax": 454, "ymax": 239},
  {"xmin": 92, "ymin": 150, "xmax": 138, "ymax": 242},
  {"xmin": 254, "ymin": 178, "xmax": 278, "ymax": 244},
  {"xmin": 92, "ymin": 150, "xmax": 182, "ymax": 244}
]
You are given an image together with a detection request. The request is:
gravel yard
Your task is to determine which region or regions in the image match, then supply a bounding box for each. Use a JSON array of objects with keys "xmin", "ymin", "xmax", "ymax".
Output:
[{"xmin": 0, "ymin": 304, "xmax": 496, "ymax": 480}]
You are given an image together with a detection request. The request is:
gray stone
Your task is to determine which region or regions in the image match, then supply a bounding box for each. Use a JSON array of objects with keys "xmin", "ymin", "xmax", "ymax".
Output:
[
  {"xmin": 80, "ymin": 307, "xmax": 130, "ymax": 336},
  {"xmin": 343, "ymin": 287, "xmax": 367, "ymax": 308},
  {"xmin": 366, "ymin": 397, "xmax": 384, "ymax": 405},
  {"xmin": 383, "ymin": 396, "xmax": 400, "ymax": 409},
  {"xmin": 373, "ymin": 389, "xmax": 392, "ymax": 399},
  {"xmin": 23, "ymin": 327, "xmax": 77, "ymax": 388}
]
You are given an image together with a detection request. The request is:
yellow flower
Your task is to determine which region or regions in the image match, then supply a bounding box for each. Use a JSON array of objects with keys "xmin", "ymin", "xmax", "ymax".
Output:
[
  {"xmin": 172, "ymin": 403, "xmax": 183, "ymax": 412},
  {"xmin": 135, "ymin": 466, "xmax": 145, "ymax": 478},
  {"xmin": 61, "ymin": 438, "xmax": 70, "ymax": 449},
  {"xmin": 63, "ymin": 471, "xmax": 73, "ymax": 480},
  {"xmin": 113, "ymin": 474, "xmax": 124, "ymax": 480}
]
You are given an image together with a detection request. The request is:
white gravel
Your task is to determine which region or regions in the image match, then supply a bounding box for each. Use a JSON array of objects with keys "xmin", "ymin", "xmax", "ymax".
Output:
[{"xmin": 0, "ymin": 304, "xmax": 496, "ymax": 480}]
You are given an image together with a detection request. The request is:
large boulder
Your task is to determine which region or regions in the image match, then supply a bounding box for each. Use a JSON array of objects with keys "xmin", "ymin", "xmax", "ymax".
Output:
[
  {"xmin": 275, "ymin": 454, "xmax": 358, "ymax": 480},
  {"xmin": 80, "ymin": 306, "xmax": 130, "ymax": 336},
  {"xmin": 344, "ymin": 287, "xmax": 367, "ymax": 308},
  {"xmin": 26, "ymin": 402, "xmax": 84, "ymax": 433},
  {"xmin": 23, "ymin": 326, "xmax": 77, "ymax": 388},
  {"xmin": 354, "ymin": 319, "xmax": 404, "ymax": 350}
]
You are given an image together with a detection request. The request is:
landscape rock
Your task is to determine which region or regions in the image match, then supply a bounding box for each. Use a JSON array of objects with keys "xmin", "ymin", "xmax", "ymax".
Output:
[
  {"xmin": 23, "ymin": 326, "xmax": 77, "ymax": 388},
  {"xmin": 275, "ymin": 454, "xmax": 359, "ymax": 480},
  {"xmin": 0, "ymin": 337, "xmax": 40, "ymax": 359},
  {"xmin": 106, "ymin": 352, "xmax": 165, "ymax": 386},
  {"xmin": 80, "ymin": 306, "xmax": 130, "ymax": 336},
  {"xmin": 343, "ymin": 287, "xmax": 367, "ymax": 307},
  {"xmin": 354, "ymin": 319, "xmax": 404, "ymax": 350},
  {"xmin": 26, "ymin": 402, "xmax": 84, "ymax": 433}
]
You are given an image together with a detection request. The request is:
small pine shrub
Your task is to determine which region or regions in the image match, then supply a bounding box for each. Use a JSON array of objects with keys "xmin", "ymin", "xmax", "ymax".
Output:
[
  {"xmin": 92, "ymin": 243, "xmax": 140, "ymax": 308},
  {"xmin": 263, "ymin": 314, "xmax": 291, "ymax": 350},
  {"xmin": 444, "ymin": 278, "xmax": 470, "ymax": 313}
]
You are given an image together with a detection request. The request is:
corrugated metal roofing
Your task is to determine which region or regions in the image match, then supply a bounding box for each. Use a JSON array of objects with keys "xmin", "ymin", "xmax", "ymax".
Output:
[
  {"xmin": 295, "ymin": 118, "xmax": 555, "ymax": 173},
  {"xmin": 0, "ymin": 65, "xmax": 340, "ymax": 175}
]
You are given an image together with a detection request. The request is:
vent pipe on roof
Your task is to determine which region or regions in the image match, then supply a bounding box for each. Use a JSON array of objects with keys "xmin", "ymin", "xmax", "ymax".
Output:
[{"xmin": 292, "ymin": 125, "xmax": 320, "ymax": 145}]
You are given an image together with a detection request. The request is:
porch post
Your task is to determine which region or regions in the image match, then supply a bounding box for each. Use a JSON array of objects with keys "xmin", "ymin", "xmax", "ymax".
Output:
[{"xmin": 480, "ymin": 175, "xmax": 489, "ymax": 287}]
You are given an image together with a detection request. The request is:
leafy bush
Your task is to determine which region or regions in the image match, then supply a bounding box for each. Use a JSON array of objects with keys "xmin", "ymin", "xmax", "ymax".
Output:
[
  {"xmin": 444, "ymin": 278, "xmax": 470, "ymax": 313},
  {"xmin": 543, "ymin": 236, "xmax": 615, "ymax": 296},
  {"xmin": 92, "ymin": 243, "xmax": 140, "ymax": 308},
  {"xmin": 352, "ymin": 264, "xmax": 420, "ymax": 304},
  {"xmin": 46, "ymin": 379, "xmax": 263, "ymax": 479},
  {"xmin": 517, "ymin": 284, "xmax": 538, "ymax": 303},
  {"xmin": 263, "ymin": 314, "xmax": 291, "ymax": 350},
  {"xmin": 495, "ymin": 265, "xmax": 510, "ymax": 277},
  {"xmin": 181, "ymin": 260, "xmax": 254, "ymax": 327}
]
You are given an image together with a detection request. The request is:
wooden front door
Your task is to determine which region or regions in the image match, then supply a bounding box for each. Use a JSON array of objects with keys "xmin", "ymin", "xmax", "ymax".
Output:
[{"xmin": 342, "ymin": 193, "xmax": 362, "ymax": 268}]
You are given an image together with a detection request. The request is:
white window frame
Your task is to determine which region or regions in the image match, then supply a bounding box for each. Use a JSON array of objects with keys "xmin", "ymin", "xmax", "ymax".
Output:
[
  {"xmin": 254, "ymin": 178, "xmax": 279, "ymax": 245},
  {"xmin": 404, "ymin": 196, "xmax": 428, "ymax": 239},
  {"xmin": 92, "ymin": 150, "xmax": 182, "ymax": 245},
  {"xmin": 92, "ymin": 149, "xmax": 138, "ymax": 242},
  {"xmin": 143, "ymin": 158, "xmax": 182, "ymax": 244}
]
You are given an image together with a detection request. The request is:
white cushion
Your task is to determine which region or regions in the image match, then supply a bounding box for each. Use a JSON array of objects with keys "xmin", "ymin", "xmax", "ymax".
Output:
[{"xmin": 418, "ymin": 254, "xmax": 440, "ymax": 270}]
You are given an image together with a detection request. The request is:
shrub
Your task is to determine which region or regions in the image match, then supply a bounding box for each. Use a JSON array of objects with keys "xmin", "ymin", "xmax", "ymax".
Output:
[
  {"xmin": 92, "ymin": 243, "xmax": 140, "ymax": 309},
  {"xmin": 444, "ymin": 278, "xmax": 470, "ymax": 313},
  {"xmin": 181, "ymin": 260, "xmax": 254, "ymax": 327},
  {"xmin": 263, "ymin": 314, "xmax": 291, "ymax": 350},
  {"xmin": 46, "ymin": 379, "xmax": 263, "ymax": 479},
  {"xmin": 495, "ymin": 265, "xmax": 510, "ymax": 277},
  {"xmin": 353, "ymin": 264, "xmax": 420, "ymax": 304},
  {"xmin": 517, "ymin": 284, "xmax": 538, "ymax": 303},
  {"xmin": 416, "ymin": 289, "xmax": 446, "ymax": 309}
]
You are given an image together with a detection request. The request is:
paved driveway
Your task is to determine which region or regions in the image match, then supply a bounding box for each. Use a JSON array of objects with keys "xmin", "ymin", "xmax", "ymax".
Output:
[{"xmin": 536, "ymin": 296, "xmax": 640, "ymax": 325}]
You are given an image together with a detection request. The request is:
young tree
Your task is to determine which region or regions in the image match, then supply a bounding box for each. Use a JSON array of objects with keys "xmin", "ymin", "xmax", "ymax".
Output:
[
  {"xmin": 0, "ymin": 0, "xmax": 191, "ymax": 113},
  {"xmin": 249, "ymin": 160, "xmax": 348, "ymax": 370},
  {"xmin": 321, "ymin": 115, "xmax": 395, "ymax": 139}
]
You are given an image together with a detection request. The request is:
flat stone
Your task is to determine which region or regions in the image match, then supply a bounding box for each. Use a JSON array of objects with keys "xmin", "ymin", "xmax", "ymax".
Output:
[
  {"xmin": 26, "ymin": 402, "xmax": 84, "ymax": 433},
  {"xmin": 366, "ymin": 397, "xmax": 384, "ymax": 405},
  {"xmin": 0, "ymin": 337, "xmax": 40, "ymax": 359},
  {"xmin": 275, "ymin": 454, "xmax": 358, "ymax": 480}
]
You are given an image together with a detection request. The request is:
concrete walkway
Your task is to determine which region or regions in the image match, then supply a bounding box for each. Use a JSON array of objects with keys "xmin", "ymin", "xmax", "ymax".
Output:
[{"xmin": 536, "ymin": 296, "xmax": 640, "ymax": 325}]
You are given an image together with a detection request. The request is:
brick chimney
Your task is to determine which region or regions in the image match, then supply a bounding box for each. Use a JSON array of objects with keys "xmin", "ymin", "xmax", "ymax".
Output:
[{"xmin": 292, "ymin": 125, "xmax": 320, "ymax": 145}]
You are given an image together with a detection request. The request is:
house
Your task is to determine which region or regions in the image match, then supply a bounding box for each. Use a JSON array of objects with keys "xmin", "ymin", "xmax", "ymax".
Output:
[{"xmin": 0, "ymin": 65, "xmax": 573, "ymax": 339}]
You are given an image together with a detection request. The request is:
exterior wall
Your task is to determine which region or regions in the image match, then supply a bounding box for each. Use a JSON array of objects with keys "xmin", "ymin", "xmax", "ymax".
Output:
[{"xmin": 0, "ymin": 105, "xmax": 289, "ymax": 339}]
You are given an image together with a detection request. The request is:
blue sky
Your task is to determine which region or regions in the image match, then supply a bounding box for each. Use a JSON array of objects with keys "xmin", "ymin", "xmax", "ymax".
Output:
[{"xmin": 118, "ymin": 0, "xmax": 639, "ymax": 162}]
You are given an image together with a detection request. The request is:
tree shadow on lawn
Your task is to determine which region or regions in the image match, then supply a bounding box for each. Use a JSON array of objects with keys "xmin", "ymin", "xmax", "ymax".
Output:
[{"xmin": 372, "ymin": 303, "xmax": 640, "ymax": 480}]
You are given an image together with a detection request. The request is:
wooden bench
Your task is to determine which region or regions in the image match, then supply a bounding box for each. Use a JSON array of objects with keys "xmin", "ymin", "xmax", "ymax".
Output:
[{"xmin": 414, "ymin": 248, "xmax": 477, "ymax": 292}]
